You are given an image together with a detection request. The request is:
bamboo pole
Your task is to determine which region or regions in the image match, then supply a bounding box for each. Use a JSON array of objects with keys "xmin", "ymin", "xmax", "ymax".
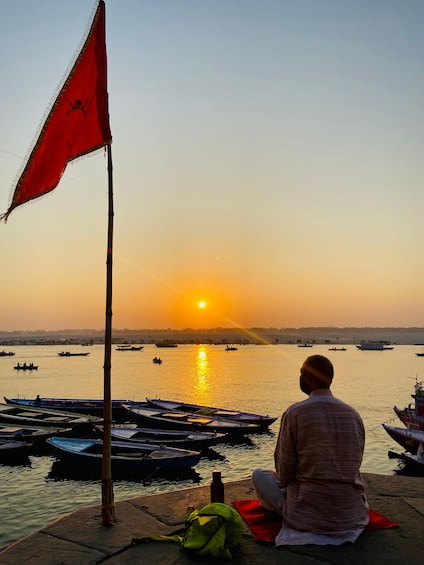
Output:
[{"xmin": 101, "ymin": 143, "xmax": 115, "ymax": 525}]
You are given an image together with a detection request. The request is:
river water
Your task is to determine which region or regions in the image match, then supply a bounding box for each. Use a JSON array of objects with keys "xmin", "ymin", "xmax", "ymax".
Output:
[{"xmin": 0, "ymin": 342, "xmax": 421, "ymax": 548}]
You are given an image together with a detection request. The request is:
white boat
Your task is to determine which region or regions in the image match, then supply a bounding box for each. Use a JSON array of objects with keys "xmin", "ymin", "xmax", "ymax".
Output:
[{"xmin": 356, "ymin": 341, "xmax": 393, "ymax": 350}]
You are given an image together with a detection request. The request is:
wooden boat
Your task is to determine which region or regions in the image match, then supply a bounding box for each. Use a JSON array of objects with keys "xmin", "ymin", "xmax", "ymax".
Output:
[
  {"xmin": 225, "ymin": 346, "xmax": 238, "ymax": 351},
  {"xmin": 46, "ymin": 437, "xmax": 201, "ymax": 472},
  {"xmin": 122, "ymin": 403, "xmax": 262, "ymax": 435},
  {"xmin": 155, "ymin": 341, "xmax": 177, "ymax": 348},
  {"xmin": 116, "ymin": 344, "xmax": 144, "ymax": 351},
  {"xmin": 95, "ymin": 424, "xmax": 228, "ymax": 448},
  {"xmin": 0, "ymin": 439, "xmax": 32, "ymax": 461},
  {"xmin": 0, "ymin": 403, "xmax": 100, "ymax": 431},
  {"xmin": 14, "ymin": 363, "xmax": 38, "ymax": 370},
  {"xmin": 382, "ymin": 423, "xmax": 424, "ymax": 454},
  {"xmin": 4, "ymin": 396, "xmax": 129, "ymax": 419},
  {"xmin": 394, "ymin": 406, "xmax": 424, "ymax": 431},
  {"xmin": 401, "ymin": 452, "xmax": 424, "ymax": 471},
  {"xmin": 146, "ymin": 398, "xmax": 277, "ymax": 429},
  {"xmin": 416, "ymin": 352, "xmax": 424, "ymax": 357},
  {"xmin": 394, "ymin": 379, "xmax": 424, "ymax": 431},
  {"xmin": 328, "ymin": 347, "xmax": 346, "ymax": 351},
  {"xmin": 297, "ymin": 343, "xmax": 313, "ymax": 347},
  {"xmin": 0, "ymin": 423, "xmax": 74, "ymax": 454},
  {"xmin": 152, "ymin": 357, "xmax": 162, "ymax": 364},
  {"xmin": 0, "ymin": 351, "xmax": 15, "ymax": 357},
  {"xmin": 57, "ymin": 351, "xmax": 90, "ymax": 357}
]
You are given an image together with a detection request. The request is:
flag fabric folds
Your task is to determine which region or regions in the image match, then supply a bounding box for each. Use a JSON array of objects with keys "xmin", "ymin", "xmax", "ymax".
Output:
[{"xmin": 2, "ymin": 0, "xmax": 111, "ymax": 221}]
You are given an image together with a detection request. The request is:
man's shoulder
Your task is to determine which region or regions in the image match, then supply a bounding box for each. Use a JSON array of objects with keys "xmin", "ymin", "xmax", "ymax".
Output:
[{"xmin": 286, "ymin": 392, "xmax": 360, "ymax": 415}]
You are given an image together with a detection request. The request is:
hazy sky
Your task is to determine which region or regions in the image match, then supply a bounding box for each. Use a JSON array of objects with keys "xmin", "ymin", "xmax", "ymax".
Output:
[{"xmin": 1, "ymin": 0, "xmax": 424, "ymax": 331}]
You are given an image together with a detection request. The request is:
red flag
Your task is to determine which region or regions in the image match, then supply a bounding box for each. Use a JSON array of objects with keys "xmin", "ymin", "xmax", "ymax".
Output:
[{"xmin": 2, "ymin": 0, "xmax": 111, "ymax": 221}]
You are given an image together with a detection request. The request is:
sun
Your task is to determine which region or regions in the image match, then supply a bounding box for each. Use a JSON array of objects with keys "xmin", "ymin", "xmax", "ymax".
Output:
[{"xmin": 198, "ymin": 301, "xmax": 207, "ymax": 309}]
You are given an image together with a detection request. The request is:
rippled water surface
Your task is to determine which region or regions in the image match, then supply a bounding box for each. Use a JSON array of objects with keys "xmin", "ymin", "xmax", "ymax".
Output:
[{"xmin": 0, "ymin": 343, "xmax": 421, "ymax": 548}]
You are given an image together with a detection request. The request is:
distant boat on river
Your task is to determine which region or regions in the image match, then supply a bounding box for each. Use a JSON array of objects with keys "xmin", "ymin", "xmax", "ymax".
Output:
[
  {"xmin": 57, "ymin": 351, "xmax": 90, "ymax": 357},
  {"xmin": 116, "ymin": 344, "xmax": 144, "ymax": 351},
  {"xmin": 14, "ymin": 363, "xmax": 38, "ymax": 370},
  {"xmin": 356, "ymin": 341, "xmax": 393, "ymax": 350}
]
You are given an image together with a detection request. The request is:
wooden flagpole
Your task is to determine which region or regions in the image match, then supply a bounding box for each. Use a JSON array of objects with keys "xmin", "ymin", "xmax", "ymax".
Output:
[{"xmin": 101, "ymin": 143, "xmax": 115, "ymax": 525}]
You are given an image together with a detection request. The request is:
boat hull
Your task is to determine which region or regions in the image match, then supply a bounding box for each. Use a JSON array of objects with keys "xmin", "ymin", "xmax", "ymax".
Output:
[
  {"xmin": 146, "ymin": 398, "xmax": 277, "ymax": 429},
  {"xmin": 382, "ymin": 424, "xmax": 424, "ymax": 454},
  {"xmin": 4, "ymin": 397, "xmax": 128, "ymax": 419},
  {"xmin": 122, "ymin": 403, "xmax": 262, "ymax": 435},
  {"xmin": 95, "ymin": 424, "xmax": 228, "ymax": 448},
  {"xmin": 0, "ymin": 402, "xmax": 100, "ymax": 432},
  {"xmin": 0, "ymin": 439, "xmax": 32, "ymax": 461},
  {"xmin": 47, "ymin": 437, "xmax": 201, "ymax": 474}
]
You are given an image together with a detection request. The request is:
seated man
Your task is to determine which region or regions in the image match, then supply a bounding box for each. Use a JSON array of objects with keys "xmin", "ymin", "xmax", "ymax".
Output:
[{"xmin": 252, "ymin": 354, "xmax": 369, "ymax": 546}]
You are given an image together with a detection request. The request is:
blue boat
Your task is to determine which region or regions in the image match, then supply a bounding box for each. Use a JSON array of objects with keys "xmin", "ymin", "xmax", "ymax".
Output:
[{"xmin": 46, "ymin": 436, "xmax": 201, "ymax": 473}]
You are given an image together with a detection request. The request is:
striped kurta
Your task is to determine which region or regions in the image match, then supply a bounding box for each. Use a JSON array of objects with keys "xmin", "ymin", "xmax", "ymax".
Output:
[{"xmin": 274, "ymin": 389, "xmax": 369, "ymax": 544}]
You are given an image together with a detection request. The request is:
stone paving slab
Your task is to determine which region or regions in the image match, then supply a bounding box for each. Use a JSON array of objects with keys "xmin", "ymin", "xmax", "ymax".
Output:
[{"xmin": 1, "ymin": 473, "xmax": 423, "ymax": 565}]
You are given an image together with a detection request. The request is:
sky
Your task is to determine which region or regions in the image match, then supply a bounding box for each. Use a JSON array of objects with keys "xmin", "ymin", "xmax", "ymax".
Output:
[{"xmin": 1, "ymin": 0, "xmax": 424, "ymax": 331}]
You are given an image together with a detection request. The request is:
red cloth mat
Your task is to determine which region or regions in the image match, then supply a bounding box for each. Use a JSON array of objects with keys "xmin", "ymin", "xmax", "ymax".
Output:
[{"xmin": 232, "ymin": 500, "xmax": 399, "ymax": 543}]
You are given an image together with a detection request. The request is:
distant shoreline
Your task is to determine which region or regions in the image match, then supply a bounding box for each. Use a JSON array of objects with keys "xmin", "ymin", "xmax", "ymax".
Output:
[{"xmin": 1, "ymin": 327, "xmax": 424, "ymax": 346}]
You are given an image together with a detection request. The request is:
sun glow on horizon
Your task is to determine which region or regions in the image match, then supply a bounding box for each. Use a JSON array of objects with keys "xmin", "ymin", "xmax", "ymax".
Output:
[{"xmin": 198, "ymin": 301, "xmax": 207, "ymax": 309}]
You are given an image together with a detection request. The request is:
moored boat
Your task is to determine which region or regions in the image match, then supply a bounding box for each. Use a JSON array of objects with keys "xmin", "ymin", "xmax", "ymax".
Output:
[
  {"xmin": 95, "ymin": 424, "xmax": 228, "ymax": 448},
  {"xmin": 152, "ymin": 357, "xmax": 162, "ymax": 364},
  {"xmin": 122, "ymin": 403, "xmax": 262, "ymax": 435},
  {"xmin": 328, "ymin": 347, "xmax": 346, "ymax": 351},
  {"xmin": 0, "ymin": 439, "xmax": 32, "ymax": 461},
  {"xmin": 0, "ymin": 351, "xmax": 15, "ymax": 357},
  {"xmin": 382, "ymin": 423, "xmax": 424, "ymax": 454},
  {"xmin": 146, "ymin": 397, "xmax": 277, "ymax": 429},
  {"xmin": 4, "ymin": 396, "xmax": 130, "ymax": 419},
  {"xmin": 397, "ymin": 442, "xmax": 424, "ymax": 472},
  {"xmin": 0, "ymin": 422, "xmax": 74, "ymax": 453},
  {"xmin": 46, "ymin": 436, "xmax": 201, "ymax": 473},
  {"xmin": 393, "ymin": 379, "xmax": 424, "ymax": 431},
  {"xmin": 0, "ymin": 403, "xmax": 100, "ymax": 431}
]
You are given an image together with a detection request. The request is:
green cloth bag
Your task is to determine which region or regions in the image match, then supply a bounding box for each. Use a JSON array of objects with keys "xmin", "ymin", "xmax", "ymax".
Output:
[{"xmin": 132, "ymin": 502, "xmax": 244, "ymax": 559}]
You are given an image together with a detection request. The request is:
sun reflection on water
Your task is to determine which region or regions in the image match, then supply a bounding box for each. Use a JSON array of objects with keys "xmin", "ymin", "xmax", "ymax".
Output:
[{"xmin": 193, "ymin": 346, "xmax": 211, "ymax": 403}]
